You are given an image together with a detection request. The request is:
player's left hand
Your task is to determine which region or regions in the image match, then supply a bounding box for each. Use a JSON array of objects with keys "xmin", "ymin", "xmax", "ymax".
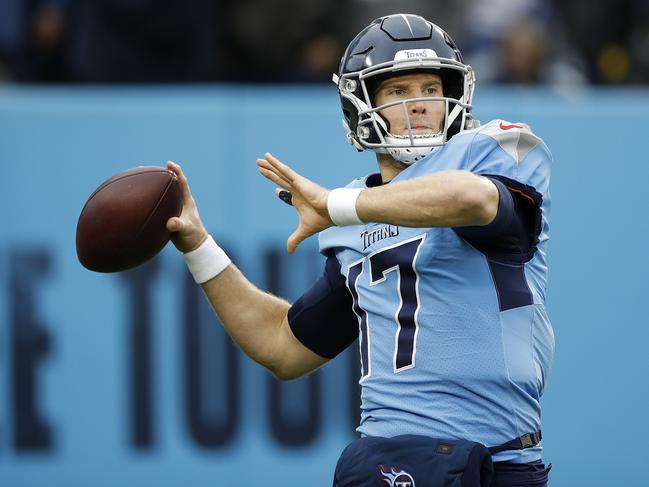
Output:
[{"xmin": 256, "ymin": 153, "xmax": 333, "ymax": 253}]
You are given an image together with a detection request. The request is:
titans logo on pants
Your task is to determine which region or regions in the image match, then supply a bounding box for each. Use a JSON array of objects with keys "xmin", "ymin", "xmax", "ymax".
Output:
[{"xmin": 379, "ymin": 465, "xmax": 415, "ymax": 487}]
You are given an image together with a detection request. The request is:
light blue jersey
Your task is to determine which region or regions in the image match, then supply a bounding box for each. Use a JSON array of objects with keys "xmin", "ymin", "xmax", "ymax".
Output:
[{"xmin": 318, "ymin": 120, "xmax": 554, "ymax": 463}]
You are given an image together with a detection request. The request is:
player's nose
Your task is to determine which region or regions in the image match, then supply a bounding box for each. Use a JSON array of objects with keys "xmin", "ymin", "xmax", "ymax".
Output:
[
  {"xmin": 409, "ymin": 88, "xmax": 428, "ymax": 113},
  {"xmin": 409, "ymin": 99, "xmax": 427, "ymax": 114}
]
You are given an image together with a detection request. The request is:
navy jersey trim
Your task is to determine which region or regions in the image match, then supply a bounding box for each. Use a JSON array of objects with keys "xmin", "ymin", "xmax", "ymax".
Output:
[
  {"xmin": 288, "ymin": 256, "xmax": 359, "ymax": 359},
  {"xmin": 487, "ymin": 260, "xmax": 533, "ymax": 311},
  {"xmin": 365, "ymin": 173, "xmax": 384, "ymax": 187},
  {"xmin": 455, "ymin": 175, "xmax": 543, "ymax": 264}
]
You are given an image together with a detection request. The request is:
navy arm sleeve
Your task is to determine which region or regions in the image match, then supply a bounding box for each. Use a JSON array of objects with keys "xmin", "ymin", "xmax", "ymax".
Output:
[
  {"xmin": 454, "ymin": 175, "xmax": 543, "ymax": 264},
  {"xmin": 287, "ymin": 255, "xmax": 359, "ymax": 359}
]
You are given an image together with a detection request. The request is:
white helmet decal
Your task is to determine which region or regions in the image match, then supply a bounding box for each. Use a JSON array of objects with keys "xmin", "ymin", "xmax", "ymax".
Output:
[{"xmin": 394, "ymin": 49, "xmax": 438, "ymax": 61}]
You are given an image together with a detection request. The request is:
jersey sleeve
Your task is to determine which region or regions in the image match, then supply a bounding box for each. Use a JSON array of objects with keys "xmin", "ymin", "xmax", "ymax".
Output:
[
  {"xmin": 462, "ymin": 120, "xmax": 552, "ymax": 196},
  {"xmin": 287, "ymin": 255, "xmax": 359, "ymax": 359},
  {"xmin": 455, "ymin": 176, "xmax": 543, "ymax": 263},
  {"xmin": 445, "ymin": 121, "xmax": 550, "ymax": 263}
]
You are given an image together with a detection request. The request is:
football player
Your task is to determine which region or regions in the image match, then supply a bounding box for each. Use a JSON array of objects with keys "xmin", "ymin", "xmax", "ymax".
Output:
[{"xmin": 167, "ymin": 13, "xmax": 554, "ymax": 487}]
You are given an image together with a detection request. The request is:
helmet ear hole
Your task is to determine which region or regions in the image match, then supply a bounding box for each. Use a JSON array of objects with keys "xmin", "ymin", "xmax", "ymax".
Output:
[{"xmin": 341, "ymin": 100, "xmax": 360, "ymax": 133}]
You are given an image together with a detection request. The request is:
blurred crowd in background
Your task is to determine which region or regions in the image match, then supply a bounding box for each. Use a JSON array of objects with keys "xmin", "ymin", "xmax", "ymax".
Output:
[{"xmin": 0, "ymin": 0, "xmax": 647, "ymax": 86}]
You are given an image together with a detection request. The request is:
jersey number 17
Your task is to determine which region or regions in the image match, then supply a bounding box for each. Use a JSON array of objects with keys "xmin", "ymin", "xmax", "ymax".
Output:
[{"xmin": 346, "ymin": 235, "xmax": 426, "ymax": 380}]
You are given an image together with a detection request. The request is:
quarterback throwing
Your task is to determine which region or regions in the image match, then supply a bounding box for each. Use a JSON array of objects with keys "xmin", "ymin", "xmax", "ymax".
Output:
[{"xmin": 167, "ymin": 13, "xmax": 554, "ymax": 487}]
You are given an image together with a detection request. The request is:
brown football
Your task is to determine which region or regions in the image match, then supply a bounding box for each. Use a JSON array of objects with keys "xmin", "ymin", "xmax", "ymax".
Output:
[{"xmin": 76, "ymin": 166, "xmax": 183, "ymax": 272}]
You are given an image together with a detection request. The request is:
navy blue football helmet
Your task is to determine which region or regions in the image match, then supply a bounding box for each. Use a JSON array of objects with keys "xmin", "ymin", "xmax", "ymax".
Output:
[{"xmin": 334, "ymin": 14, "xmax": 476, "ymax": 164}]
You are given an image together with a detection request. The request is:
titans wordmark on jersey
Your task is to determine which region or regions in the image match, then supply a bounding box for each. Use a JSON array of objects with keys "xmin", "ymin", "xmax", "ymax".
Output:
[{"xmin": 318, "ymin": 120, "xmax": 554, "ymax": 463}]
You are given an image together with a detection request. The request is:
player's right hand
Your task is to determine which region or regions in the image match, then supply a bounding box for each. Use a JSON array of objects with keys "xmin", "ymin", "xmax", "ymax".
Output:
[{"xmin": 165, "ymin": 161, "xmax": 210, "ymax": 254}]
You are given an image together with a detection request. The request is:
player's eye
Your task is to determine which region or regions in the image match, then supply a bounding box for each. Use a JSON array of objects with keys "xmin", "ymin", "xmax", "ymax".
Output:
[
  {"xmin": 425, "ymin": 86, "xmax": 441, "ymax": 95},
  {"xmin": 387, "ymin": 88, "xmax": 406, "ymax": 96}
]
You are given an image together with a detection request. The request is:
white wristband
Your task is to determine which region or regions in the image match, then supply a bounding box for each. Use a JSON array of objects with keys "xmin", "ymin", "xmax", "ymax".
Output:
[
  {"xmin": 183, "ymin": 235, "xmax": 231, "ymax": 284},
  {"xmin": 327, "ymin": 188, "xmax": 364, "ymax": 226}
]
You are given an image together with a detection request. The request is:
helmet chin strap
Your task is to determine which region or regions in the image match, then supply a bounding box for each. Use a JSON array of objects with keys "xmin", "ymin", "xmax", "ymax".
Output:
[
  {"xmin": 446, "ymin": 101, "xmax": 464, "ymax": 132},
  {"xmin": 384, "ymin": 137, "xmax": 442, "ymax": 165}
]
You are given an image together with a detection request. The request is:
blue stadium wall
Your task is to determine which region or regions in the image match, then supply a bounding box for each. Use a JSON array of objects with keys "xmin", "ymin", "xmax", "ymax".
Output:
[{"xmin": 0, "ymin": 86, "xmax": 648, "ymax": 486}]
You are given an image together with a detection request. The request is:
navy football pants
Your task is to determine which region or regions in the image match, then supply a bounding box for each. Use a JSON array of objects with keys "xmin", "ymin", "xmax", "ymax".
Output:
[
  {"xmin": 491, "ymin": 460, "xmax": 551, "ymax": 486},
  {"xmin": 332, "ymin": 435, "xmax": 551, "ymax": 486}
]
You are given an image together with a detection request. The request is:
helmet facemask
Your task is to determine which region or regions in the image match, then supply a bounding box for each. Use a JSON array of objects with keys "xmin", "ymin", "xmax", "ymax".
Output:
[{"xmin": 336, "ymin": 57, "xmax": 476, "ymax": 165}]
